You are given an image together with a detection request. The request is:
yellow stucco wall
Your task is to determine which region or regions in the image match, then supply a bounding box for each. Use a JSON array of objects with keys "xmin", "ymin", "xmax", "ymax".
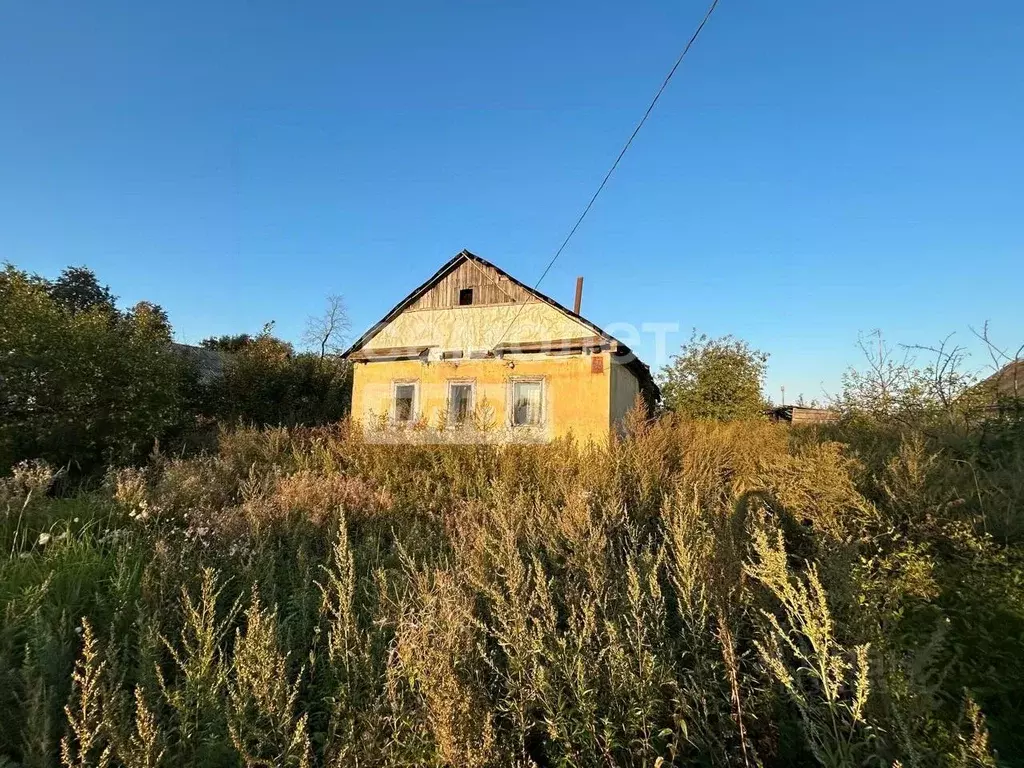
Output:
[
  {"xmin": 363, "ymin": 303, "xmax": 593, "ymax": 350},
  {"xmin": 609, "ymin": 357, "xmax": 641, "ymax": 433},
  {"xmin": 351, "ymin": 352, "xmax": 614, "ymax": 444}
]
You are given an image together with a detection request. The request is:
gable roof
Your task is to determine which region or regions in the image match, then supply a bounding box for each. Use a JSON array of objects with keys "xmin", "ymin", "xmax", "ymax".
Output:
[
  {"xmin": 343, "ymin": 249, "xmax": 659, "ymax": 403},
  {"xmin": 978, "ymin": 359, "xmax": 1024, "ymax": 400}
]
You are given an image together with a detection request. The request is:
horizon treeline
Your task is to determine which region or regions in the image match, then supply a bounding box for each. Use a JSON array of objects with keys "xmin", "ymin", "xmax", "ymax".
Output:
[{"xmin": 0, "ymin": 263, "xmax": 351, "ymax": 473}]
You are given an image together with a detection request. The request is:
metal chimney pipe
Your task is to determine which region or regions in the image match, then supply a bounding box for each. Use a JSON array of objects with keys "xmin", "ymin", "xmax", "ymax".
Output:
[{"xmin": 573, "ymin": 276, "xmax": 584, "ymax": 314}]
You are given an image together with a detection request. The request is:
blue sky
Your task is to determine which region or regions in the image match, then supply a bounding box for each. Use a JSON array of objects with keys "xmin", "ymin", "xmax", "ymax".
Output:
[{"xmin": 2, "ymin": 1, "xmax": 1022, "ymax": 401}]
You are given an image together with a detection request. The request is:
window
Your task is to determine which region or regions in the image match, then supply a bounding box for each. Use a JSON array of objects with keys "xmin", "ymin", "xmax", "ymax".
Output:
[
  {"xmin": 458, "ymin": 288, "xmax": 474, "ymax": 306},
  {"xmin": 393, "ymin": 382, "xmax": 417, "ymax": 423},
  {"xmin": 511, "ymin": 379, "xmax": 543, "ymax": 427},
  {"xmin": 447, "ymin": 381, "xmax": 474, "ymax": 425}
]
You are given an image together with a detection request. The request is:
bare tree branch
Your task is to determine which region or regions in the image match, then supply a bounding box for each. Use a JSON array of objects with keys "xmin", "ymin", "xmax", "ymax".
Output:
[{"xmin": 303, "ymin": 294, "xmax": 351, "ymax": 360}]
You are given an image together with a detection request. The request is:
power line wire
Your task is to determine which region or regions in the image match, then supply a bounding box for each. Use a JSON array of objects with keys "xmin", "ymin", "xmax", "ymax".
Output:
[{"xmin": 495, "ymin": 0, "xmax": 721, "ymax": 345}]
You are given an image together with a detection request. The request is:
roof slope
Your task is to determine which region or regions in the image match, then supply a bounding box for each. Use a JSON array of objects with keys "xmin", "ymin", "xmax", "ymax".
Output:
[
  {"xmin": 343, "ymin": 249, "xmax": 659, "ymax": 403},
  {"xmin": 978, "ymin": 359, "xmax": 1024, "ymax": 400},
  {"xmin": 171, "ymin": 343, "xmax": 227, "ymax": 383}
]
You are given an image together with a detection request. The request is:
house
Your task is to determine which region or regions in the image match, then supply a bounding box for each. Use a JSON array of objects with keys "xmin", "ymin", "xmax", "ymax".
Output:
[
  {"xmin": 977, "ymin": 360, "xmax": 1023, "ymax": 402},
  {"xmin": 342, "ymin": 250, "xmax": 659, "ymax": 443},
  {"xmin": 968, "ymin": 359, "xmax": 1023, "ymax": 416}
]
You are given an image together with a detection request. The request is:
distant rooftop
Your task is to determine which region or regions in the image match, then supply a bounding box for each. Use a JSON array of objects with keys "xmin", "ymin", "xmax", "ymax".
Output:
[
  {"xmin": 171, "ymin": 343, "xmax": 227, "ymax": 383},
  {"xmin": 767, "ymin": 405, "xmax": 839, "ymax": 425},
  {"xmin": 978, "ymin": 360, "xmax": 1024, "ymax": 400}
]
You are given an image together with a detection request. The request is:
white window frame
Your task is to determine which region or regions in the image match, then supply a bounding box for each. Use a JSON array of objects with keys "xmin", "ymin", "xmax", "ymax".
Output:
[
  {"xmin": 508, "ymin": 377, "xmax": 546, "ymax": 428},
  {"xmin": 446, "ymin": 379, "xmax": 476, "ymax": 426},
  {"xmin": 391, "ymin": 380, "xmax": 419, "ymax": 425}
]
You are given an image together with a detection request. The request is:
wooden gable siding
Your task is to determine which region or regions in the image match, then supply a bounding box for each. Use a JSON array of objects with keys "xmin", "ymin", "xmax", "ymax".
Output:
[{"xmin": 408, "ymin": 259, "xmax": 536, "ymax": 310}]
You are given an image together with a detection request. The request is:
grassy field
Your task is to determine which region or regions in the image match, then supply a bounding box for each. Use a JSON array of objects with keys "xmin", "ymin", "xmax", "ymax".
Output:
[{"xmin": 2, "ymin": 413, "xmax": 1022, "ymax": 767}]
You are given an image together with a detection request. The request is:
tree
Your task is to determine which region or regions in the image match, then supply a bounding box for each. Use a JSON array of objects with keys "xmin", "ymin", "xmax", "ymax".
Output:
[
  {"xmin": 302, "ymin": 294, "xmax": 351, "ymax": 359},
  {"xmin": 659, "ymin": 331, "xmax": 769, "ymax": 420},
  {"xmin": 834, "ymin": 330, "xmax": 978, "ymax": 423},
  {"xmin": 46, "ymin": 266, "xmax": 117, "ymax": 315},
  {"xmin": 0, "ymin": 261, "xmax": 355, "ymax": 470},
  {"xmin": 0, "ymin": 265, "xmax": 187, "ymax": 471},
  {"xmin": 127, "ymin": 301, "xmax": 172, "ymax": 341},
  {"xmin": 210, "ymin": 322, "xmax": 351, "ymax": 426},
  {"xmin": 201, "ymin": 333, "xmax": 255, "ymax": 353}
]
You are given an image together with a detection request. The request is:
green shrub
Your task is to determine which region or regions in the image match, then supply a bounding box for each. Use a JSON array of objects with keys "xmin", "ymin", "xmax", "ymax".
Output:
[{"xmin": 0, "ymin": 266, "xmax": 189, "ymax": 473}]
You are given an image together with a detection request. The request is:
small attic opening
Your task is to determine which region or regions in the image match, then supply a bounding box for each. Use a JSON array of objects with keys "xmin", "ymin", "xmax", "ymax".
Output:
[{"xmin": 458, "ymin": 288, "xmax": 474, "ymax": 306}]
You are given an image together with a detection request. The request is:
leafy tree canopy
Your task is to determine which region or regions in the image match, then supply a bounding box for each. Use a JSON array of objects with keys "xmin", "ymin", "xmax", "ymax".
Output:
[
  {"xmin": 1, "ymin": 262, "xmax": 354, "ymax": 470},
  {"xmin": 127, "ymin": 300, "xmax": 173, "ymax": 341},
  {"xmin": 201, "ymin": 333, "xmax": 255, "ymax": 353},
  {"xmin": 659, "ymin": 331, "xmax": 769, "ymax": 420},
  {"xmin": 0, "ymin": 264, "xmax": 188, "ymax": 471},
  {"xmin": 46, "ymin": 265, "xmax": 118, "ymax": 315}
]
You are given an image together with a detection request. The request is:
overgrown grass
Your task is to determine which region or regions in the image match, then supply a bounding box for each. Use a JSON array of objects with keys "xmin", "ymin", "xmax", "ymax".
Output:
[{"xmin": 1, "ymin": 412, "xmax": 1022, "ymax": 767}]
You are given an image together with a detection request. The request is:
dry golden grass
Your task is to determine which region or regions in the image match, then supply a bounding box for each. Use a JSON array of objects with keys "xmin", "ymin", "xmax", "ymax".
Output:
[{"xmin": 2, "ymin": 409, "xmax": 1022, "ymax": 767}]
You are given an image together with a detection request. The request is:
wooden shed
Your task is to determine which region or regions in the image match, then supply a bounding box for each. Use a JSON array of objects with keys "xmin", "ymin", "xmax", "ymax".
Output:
[{"xmin": 767, "ymin": 405, "xmax": 839, "ymax": 425}]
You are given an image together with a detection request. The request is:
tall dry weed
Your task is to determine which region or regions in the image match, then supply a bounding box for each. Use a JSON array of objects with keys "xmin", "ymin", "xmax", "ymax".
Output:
[
  {"xmin": 2, "ymin": 413, "xmax": 1019, "ymax": 766},
  {"xmin": 61, "ymin": 620, "xmax": 112, "ymax": 768},
  {"xmin": 393, "ymin": 567, "xmax": 495, "ymax": 768},
  {"xmin": 117, "ymin": 687, "xmax": 165, "ymax": 768},
  {"xmin": 227, "ymin": 589, "xmax": 311, "ymax": 768},
  {"xmin": 157, "ymin": 568, "xmax": 240, "ymax": 765},
  {"xmin": 746, "ymin": 525, "xmax": 876, "ymax": 767}
]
